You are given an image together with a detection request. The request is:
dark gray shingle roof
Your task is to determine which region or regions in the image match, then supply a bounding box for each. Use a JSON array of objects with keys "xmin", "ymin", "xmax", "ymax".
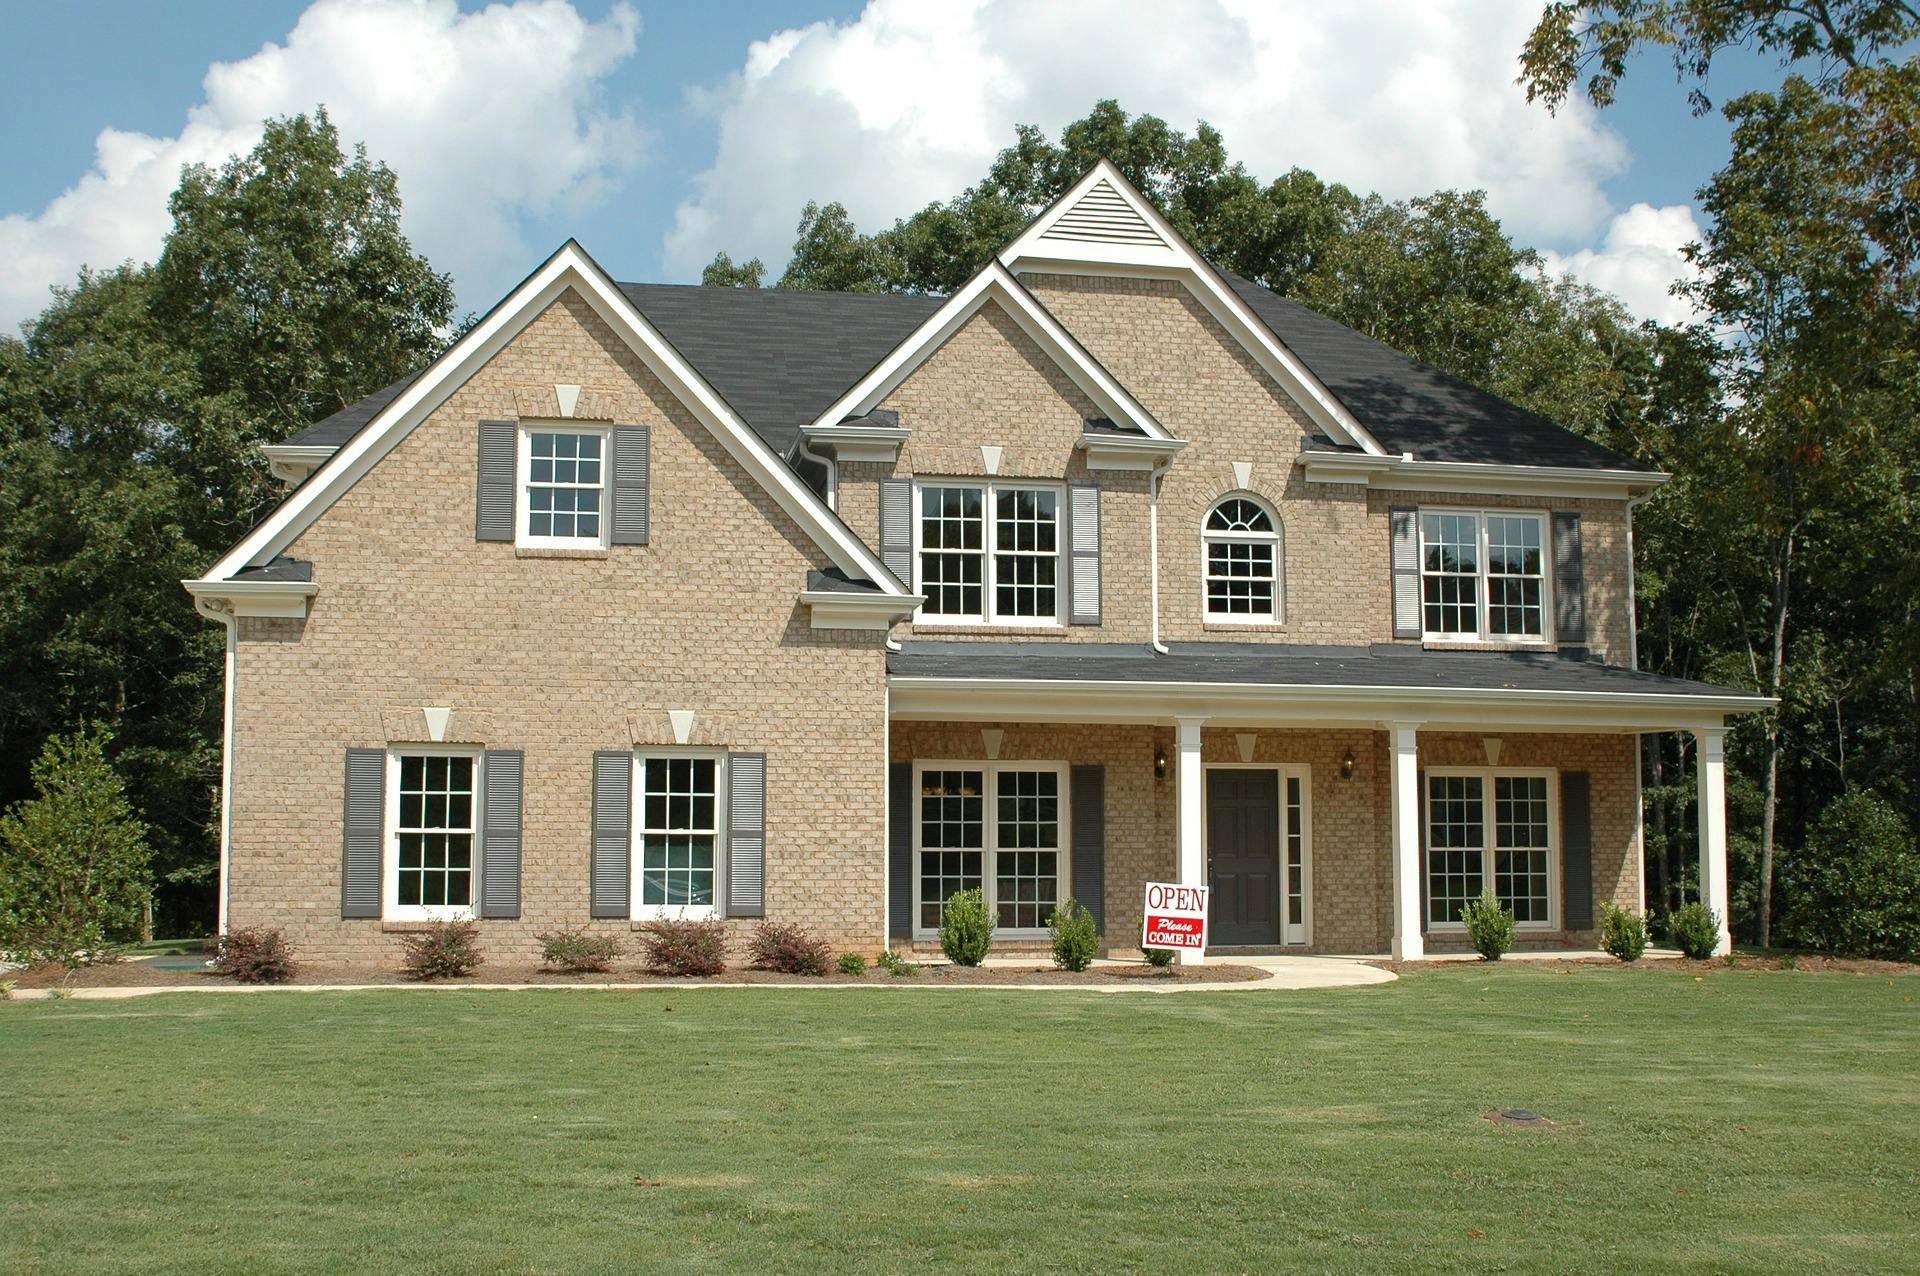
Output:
[
  {"xmin": 888, "ymin": 641, "xmax": 1759, "ymax": 699},
  {"xmin": 231, "ymin": 557, "xmax": 314, "ymax": 583},
  {"xmin": 805, "ymin": 567, "xmax": 884, "ymax": 594},
  {"xmin": 285, "ymin": 374, "xmax": 421, "ymax": 449}
]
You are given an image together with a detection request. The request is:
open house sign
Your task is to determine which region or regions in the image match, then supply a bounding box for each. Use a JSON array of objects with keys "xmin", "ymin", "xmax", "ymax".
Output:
[{"xmin": 1141, "ymin": 881, "xmax": 1209, "ymax": 952}]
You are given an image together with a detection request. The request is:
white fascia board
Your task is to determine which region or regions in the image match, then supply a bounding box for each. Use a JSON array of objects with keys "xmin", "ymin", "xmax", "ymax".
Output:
[
  {"xmin": 887, "ymin": 674, "xmax": 1772, "ymax": 732},
  {"xmin": 1301, "ymin": 451, "xmax": 1672, "ymax": 500},
  {"xmin": 202, "ymin": 241, "xmax": 908, "ymax": 595},
  {"xmin": 799, "ymin": 423, "xmax": 910, "ymax": 464},
  {"xmin": 1078, "ymin": 433, "xmax": 1188, "ymax": 472},
  {"xmin": 261, "ymin": 443, "xmax": 337, "ymax": 484},
  {"xmin": 802, "ymin": 591, "xmax": 923, "ymax": 631},
  {"xmin": 803, "ymin": 260, "xmax": 1171, "ymax": 441},
  {"xmin": 183, "ymin": 577, "xmax": 318, "ymax": 620},
  {"xmin": 1000, "ymin": 159, "xmax": 1389, "ymax": 458}
]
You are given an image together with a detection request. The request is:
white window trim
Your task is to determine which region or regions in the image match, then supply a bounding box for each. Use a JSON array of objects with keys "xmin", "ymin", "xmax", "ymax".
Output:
[
  {"xmin": 516, "ymin": 422, "xmax": 610, "ymax": 549},
  {"xmin": 630, "ymin": 749, "xmax": 727, "ymax": 922},
  {"xmin": 911, "ymin": 759, "xmax": 1072, "ymax": 939},
  {"xmin": 1200, "ymin": 494, "xmax": 1285, "ymax": 625},
  {"xmin": 911, "ymin": 479, "xmax": 1066, "ymax": 627},
  {"xmin": 1202, "ymin": 763, "xmax": 1313, "ymax": 946},
  {"xmin": 383, "ymin": 747, "xmax": 482, "ymax": 923},
  {"xmin": 1424, "ymin": 765, "xmax": 1560, "ymax": 933},
  {"xmin": 1417, "ymin": 508, "xmax": 1552, "ymax": 645}
]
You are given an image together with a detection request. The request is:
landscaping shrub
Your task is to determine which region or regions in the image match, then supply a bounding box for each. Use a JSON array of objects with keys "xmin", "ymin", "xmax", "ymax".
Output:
[
  {"xmin": 399, "ymin": 920, "xmax": 483, "ymax": 980},
  {"xmin": 0, "ymin": 725, "xmax": 151, "ymax": 970},
  {"xmin": 877, "ymin": 949, "xmax": 918, "ymax": 977},
  {"xmin": 836, "ymin": 952, "xmax": 867, "ymax": 976},
  {"xmin": 1048, "ymin": 898, "xmax": 1098, "ymax": 972},
  {"xmin": 0, "ymin": 979, "xmax": 14, "ymax": 1001},
  {"xmin": 1599, "ymin": 903, "xmax": 1649, "ymax": 963},
  {"xmin": 939, "ymin": 888, "xmax": 993, "ymax": 966},
  {"xmin": 748, "ymin": 921, "xmax": 830, "ymax": 976},
  {"xmin": 1461, "ymin": 893, "xmax": 1515, "ymax": 960},
  {"xmin": 1142, "ymin": 945, "xmax": 1175, "ymax": 968},
  {"xmin": 1669, "ymin": 902, "xmax": 1721, "ymax": 960},
  {"xmin": 635, "ymin": 918, "xmax": 726, "ymax": 976},
  {"xmin": 536, "ymin": 928, "xmax": 621, "ymax": 974},
  {"xmin": 219, "ymin": 927, "xmax": 297, "ymax": 984},
  {"xmin": 1778, "ymin": 788, "xmax": 1920, "ymax": 961}
]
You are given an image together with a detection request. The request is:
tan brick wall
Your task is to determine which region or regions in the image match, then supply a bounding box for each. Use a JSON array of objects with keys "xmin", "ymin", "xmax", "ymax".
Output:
[
  {"xmin": 228, "ymin": 289, "xmax": 890, "ymax": 966},
  {"xmin": 890, "ymin": 721, "xmax": 1639, "ymax": 955}
]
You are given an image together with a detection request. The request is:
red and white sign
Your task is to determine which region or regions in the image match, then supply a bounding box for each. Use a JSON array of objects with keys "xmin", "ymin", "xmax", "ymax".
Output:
[{"xmin": 1141, "ymin": 881, "xmax": 1209, "ymax": 951}]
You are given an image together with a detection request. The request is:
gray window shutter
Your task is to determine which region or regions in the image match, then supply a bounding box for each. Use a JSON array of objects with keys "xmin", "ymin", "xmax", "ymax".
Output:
[
  {"xmin": 479, "ymin": 750, "xmax": 523, "ymax": 919},
  {"xmin": 590, "ymin": 751, "xmax": 631, "ymax": 919},
  {"xmin": 888, "ymin": 762, "xmax": 913, "ymax": 938},
  {"xmin": 476, "ymin": 419, "xmax": 515, "ymax": 542},
  {"xmin": 1553, "ymin": 512, "xmax": 1587, "ymax": 644},
  {"xmin": 879, "ymin": 478, "xmax": 913, "ymax": 586},
  {"xmin": 726, "ymin": 752, "xmax": 766, "ymax": 918},
  {"xmin": 610, "ymin": 424, "xmax": 650, "ymax": 545},
  {"xmin": 1561, "ymin": 771, "xmax": 1594, "ymax": 930},
  {"xmin": 341, "ymin": 748, "xmax": 384, "ymax": 919},
  {"xmin": 1069, "ymin": 765, "xmax": 1105, "ymax": 931},
  {"xmin": 1069, "ymin": 484, "xmax": 1101, "ymax": 626},
  {"xmin": 1391, "ymin": 506, "xmax": 1421, "ymax": 638}
]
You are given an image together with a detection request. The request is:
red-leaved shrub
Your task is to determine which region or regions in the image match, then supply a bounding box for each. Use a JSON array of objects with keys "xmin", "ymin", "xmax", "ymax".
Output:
[
  {"xmin": 747, "ymin": 921, "xmax": 830, "ymax": 976},
  {"xmin": 635, "ymin": 918, "xmax": 726, "ymax": 976}
]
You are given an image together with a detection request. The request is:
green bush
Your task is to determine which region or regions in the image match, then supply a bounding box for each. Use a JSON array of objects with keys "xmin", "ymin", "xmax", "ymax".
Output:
[
  {"xmin": 1599, "ymin": 903, "xmax": 1649, "ymax": 962},
  {"xmin": 536, "ymin": 928, "xmax": 621, "ymax": 974},
  {"xmin": 635, "ymin": 918, "xmax": 726, "ymax": 976},
  {"xmin": 1461, "ymin": 893, "xmax": 1515, "ymax": 960},
  {"xmin": 399, "ymin": 920, "xmax": 482, "ymax": 980},
  {"xmin": 939, "ymin": 888, "xmax": 993, "ymax": 966},
  {"xmin": 0, "ymin": 726, "xmax": 151, "ymax": 970},
  {"xmin": 836, "ymin": 951, "xmax": 867, "ymax": 975},
  {"xmin": 1779, "ymin": 789, "xmax": 1920, "ymax": 961},
  {"xmin": 0, "ymin": 979, "xmax": 15, "ymax": 1000},
  {"xmin": 877, "ymin": 949, "xmax": 918, "ymax": 977},
  {"xmin": 1141, "ymin": 945, "xmax": 1175, "ymax": 968},
  {"xmin": 1048, "ymin": 899, "xmax": 1099, "ymax": 971},
  {"xmin": 219, "ymin": 927, "xmax": 297, "ymax": 984},
  {"xmin": 748, "ymin": 921, "xmax": 830, "ymax": 976},
  {"xmin": 1669, "ymin": 902, "xmax": 1721, "ymax": 960}
]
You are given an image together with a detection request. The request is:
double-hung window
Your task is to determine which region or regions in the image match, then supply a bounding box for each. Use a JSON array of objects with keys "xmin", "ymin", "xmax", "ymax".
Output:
[
  {"xmin": 914, "ymin": 762, "xmax": 1067, "ymax": 932},
  {"xmin": 637, "ymin": 755, "xmax": 721, "ymax": 918},
  {"xmin": 519, "ymin": 426, "xmax": 607, "ymax": 547},
  {"xmin": 388, "ymin": 752, "xmax": 477, "ymax": 920},
  {"xmin": 1419, "ymin": 509, "xmax": 1547, "ymax": 641},
  {"xmin": 915, "ymin": 483, "xmax": 1061, "ymax": 624},
  {"xmin": 1203, "ymin": 496, "xmax": 1282, "ymax": 621},
  {"xmin": 1425, "ymin": 768, "xmax": 1557, "ymax": 929}
]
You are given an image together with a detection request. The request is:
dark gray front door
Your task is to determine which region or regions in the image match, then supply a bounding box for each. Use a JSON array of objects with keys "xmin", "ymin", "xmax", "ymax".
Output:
[{"xmin": 1208, "ymin": 769, "xmax": 1280, "ymax": 946}]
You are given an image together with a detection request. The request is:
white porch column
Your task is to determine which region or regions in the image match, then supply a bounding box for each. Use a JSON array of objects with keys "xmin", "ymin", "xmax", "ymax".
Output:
[
  {"xmin": 1175, "ymin": 715, "xmax": 1208, "ymax": 967},
  {"xmin": 1694, "ymin": 726, "xmax": 1734, "ymax": 956},
  {"xmin": 1387, "ymin": 722, "xmax": 1424, "ymax": 962}
]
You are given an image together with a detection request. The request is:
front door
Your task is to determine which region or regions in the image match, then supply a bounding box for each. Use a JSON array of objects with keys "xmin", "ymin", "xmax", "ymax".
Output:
[{"xmin": 1208, "ymin": 769, "xmax": 1280, "ymax": 946}]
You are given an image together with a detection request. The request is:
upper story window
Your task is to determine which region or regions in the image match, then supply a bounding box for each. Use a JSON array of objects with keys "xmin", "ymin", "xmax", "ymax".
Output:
[
  {"xmin": 1420, "ymin": 510, "xmax": 1547, "ymax": 642},
  {"xmin": 916, "ymin": 482, "xmax": 1061, "ymax": 625},
  {"xmin": 1203, "ymin": 495, "xmax": 1282, "ymax": 622},
  {"xmin": 519, "ymin": 427, "xmax": 606, "ymax": 547},
  {"xmin": 389, "ymin": 752, "xmax": 477, "ymax": 921}
]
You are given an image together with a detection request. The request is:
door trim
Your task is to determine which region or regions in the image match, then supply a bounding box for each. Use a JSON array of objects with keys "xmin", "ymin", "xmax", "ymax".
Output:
[{"xmin": 1204, "ymin": 763, "xmax": 1313, "ymax": 946}]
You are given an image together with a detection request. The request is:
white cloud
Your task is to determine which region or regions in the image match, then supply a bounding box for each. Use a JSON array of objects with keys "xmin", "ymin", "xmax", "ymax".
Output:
[
  {"xmin": 665, "ymin": 0, "xmax": 1633, "ymax": 280},
  {"xmin": 1540, "ymin": 203, "xmax": 1705, "ymax": 325},
  {"xmin": 0, "ymin": 0, "xmax": 644, "ymax": 332}
]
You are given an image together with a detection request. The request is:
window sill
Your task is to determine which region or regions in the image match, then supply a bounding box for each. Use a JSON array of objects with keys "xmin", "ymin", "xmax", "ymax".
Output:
[
  {"xmin": 380, "ymin": 916, "xmax": 476, "ymax": 933},
  {"xmin": 515, "ymin": 545, "xmax": 610, "ymax": 560},
  {"xmin": 1203, "ymin": 620, "xmax": 1286, "ymax": 633}
]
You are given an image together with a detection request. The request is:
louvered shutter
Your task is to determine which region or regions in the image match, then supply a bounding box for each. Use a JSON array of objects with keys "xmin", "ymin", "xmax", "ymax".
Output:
[
  {"xmin": 888, "ymin": 762, "xmax": 913, "ymax": 938},
  {"xmin": 590, "ymin": 751, "xmax": 631, "ymax": 918},
  {"xmin": 479, "ymin": 750, "xmax": 523, "ymax": 919},
  {"xmin": 879, "ymin": 478, "xmax": 913, "ymax": 587},
  {"xmin": 1552, "ymin": 512, "xmax": 1586, "ymax": 644},
  {"xmin": 341, "ymin": 749, "xmax": 384, "ymax": 918},
  {"xmin": 475, "ymin": 420, "xmax": 515, "ymax": 542},
  {"xmin": 1069, "ymin": 765, "xmax": 1106, "ymax": 931},
  {"xmin": 610, "ymin": 424, "xmax": 650, "ymax": 545},
  {"xmin": 1068, "ymin": 484, "xmax": 1101, "ymax": 625},
  {"xmin": 1390, "ymin": 506, "xmax": 1421, "ymax": 638},
  {"xmin": 1561, "ymin": 771, "xmax": 1594, "ymax": 930},
  {"xmin": 726, "ymin": 752, "xmax": 766, "ymax": 918}
]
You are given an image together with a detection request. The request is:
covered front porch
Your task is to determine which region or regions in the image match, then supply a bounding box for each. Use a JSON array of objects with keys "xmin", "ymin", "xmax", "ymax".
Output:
[{"xmin": 886, "ymin": 642, "xmax": 1768, "ymax": 961}]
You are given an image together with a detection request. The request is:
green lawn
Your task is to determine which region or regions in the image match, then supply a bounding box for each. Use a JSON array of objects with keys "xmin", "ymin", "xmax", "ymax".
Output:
[{"xmin": 3, "ymin": 967, "xmax": 1915, "ymax": 1275}]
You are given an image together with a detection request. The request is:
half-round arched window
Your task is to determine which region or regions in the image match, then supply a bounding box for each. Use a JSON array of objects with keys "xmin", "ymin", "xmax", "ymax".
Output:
[{"xmin": 1203, "ymin": 495, "xmax": 1282, "ymax": 621}]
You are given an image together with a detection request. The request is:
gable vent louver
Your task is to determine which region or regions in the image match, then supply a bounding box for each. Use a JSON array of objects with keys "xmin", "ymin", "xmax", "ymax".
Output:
[{"xmin": 1040, "ymin": 179, "xmax": 1166, "ymax": 247}]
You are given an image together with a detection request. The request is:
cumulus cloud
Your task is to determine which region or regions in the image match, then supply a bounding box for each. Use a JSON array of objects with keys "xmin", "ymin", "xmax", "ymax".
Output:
[
  {"xmin": 666, "ymin": 0, "xmax": 1633, "ymax": 279},
  {"xmin": 0, "ymin": 0, "xmax": 643, "ymax": 331},
  {"xmin": 1540, "ymin": 203, "xmax": 1705, "ymax": 325}
]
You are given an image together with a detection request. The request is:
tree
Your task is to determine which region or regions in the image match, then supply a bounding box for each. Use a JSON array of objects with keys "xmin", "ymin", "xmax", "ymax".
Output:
[
  {"xmin": 700, "ymin": 251, "xmax": 764, "ymax": 288},
  {"xmin": 1779, "ymin": 788, "xmax": 1920, "ymax": 959},
  {"xmin": 0, "ymin": 726, "xmax": 151, "ymax": 968}
]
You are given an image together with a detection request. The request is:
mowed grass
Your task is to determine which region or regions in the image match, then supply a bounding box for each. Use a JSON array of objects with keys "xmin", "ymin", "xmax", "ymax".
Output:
[{"xmin": 2, "ymin": 967, "xmax": 1916, "ymax": 1275}]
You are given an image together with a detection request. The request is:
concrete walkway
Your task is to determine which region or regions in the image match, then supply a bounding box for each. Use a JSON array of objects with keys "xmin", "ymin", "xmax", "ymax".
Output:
[{"xmin": 2, "ymin": 955, "xmax": 1393, "ymax": 1001}]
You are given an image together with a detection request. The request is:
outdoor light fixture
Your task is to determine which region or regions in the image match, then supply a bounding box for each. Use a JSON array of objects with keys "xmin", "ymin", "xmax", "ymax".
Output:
[
  {"xmin": 1340, "ymin": 748, "xmax": 1356, "ymax": 781},
  {"xmin": 1153, "ymin": 745, "xmax": 1169, "ymax": 781}
]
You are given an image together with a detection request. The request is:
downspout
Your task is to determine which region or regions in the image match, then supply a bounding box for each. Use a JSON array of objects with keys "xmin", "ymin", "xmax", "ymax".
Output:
[
  {"xmin": 792, "ymin": 437, "xmax": 838, "ymax": 511},
  {"xmin": 1625, "ymin": 489, "xmax": 1653, "ymax": 670},
  {"xmin": 1149, "ymin": 455, "xmax": 1173, "ymax": 654},
  {"xmin": 1626, "ymin": 486, "xmax": 1655, "ymax": 919},
  {"xmin": 194, "ymin": 598, "xmax": 239, "ymax": 937}
]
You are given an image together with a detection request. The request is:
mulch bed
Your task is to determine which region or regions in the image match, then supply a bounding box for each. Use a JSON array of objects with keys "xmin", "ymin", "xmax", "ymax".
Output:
[
  {"xmin": 1375, "ymin": 954, "xmax": 1919, "ymax": 976},
  {"xmin": 8, "ymin": 957, "xmax": 1272, "ymax": 990}
]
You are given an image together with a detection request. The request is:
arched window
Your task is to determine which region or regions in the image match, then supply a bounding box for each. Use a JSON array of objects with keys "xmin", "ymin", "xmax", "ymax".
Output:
[{"xmin": 1203, "ymin": 495, "xmax": 1282, "ymax": 621}]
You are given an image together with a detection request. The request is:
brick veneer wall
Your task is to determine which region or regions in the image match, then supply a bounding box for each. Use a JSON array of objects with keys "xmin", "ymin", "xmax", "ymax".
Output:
[{"xmin": 228, "ymin": 289, "xmax": 890, "ymax": 965}]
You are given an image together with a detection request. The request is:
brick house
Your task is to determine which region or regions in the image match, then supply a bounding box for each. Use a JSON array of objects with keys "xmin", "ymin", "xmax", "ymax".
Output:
[{"xmin": 185, "ymin": 162, "xmax": 1764, "ymax": 965}]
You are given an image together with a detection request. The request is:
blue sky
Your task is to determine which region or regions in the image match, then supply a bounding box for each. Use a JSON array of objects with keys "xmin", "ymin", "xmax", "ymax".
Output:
[{"xmin": 0, "ymin": 1, "xmax": 1786, "ymax": 330}]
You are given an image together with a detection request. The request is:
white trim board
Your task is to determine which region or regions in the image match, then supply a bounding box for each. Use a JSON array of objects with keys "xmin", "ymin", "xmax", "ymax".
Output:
[{"xmin": 202, "ymin": 241, "xmax": 909, "ymax": 595}]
